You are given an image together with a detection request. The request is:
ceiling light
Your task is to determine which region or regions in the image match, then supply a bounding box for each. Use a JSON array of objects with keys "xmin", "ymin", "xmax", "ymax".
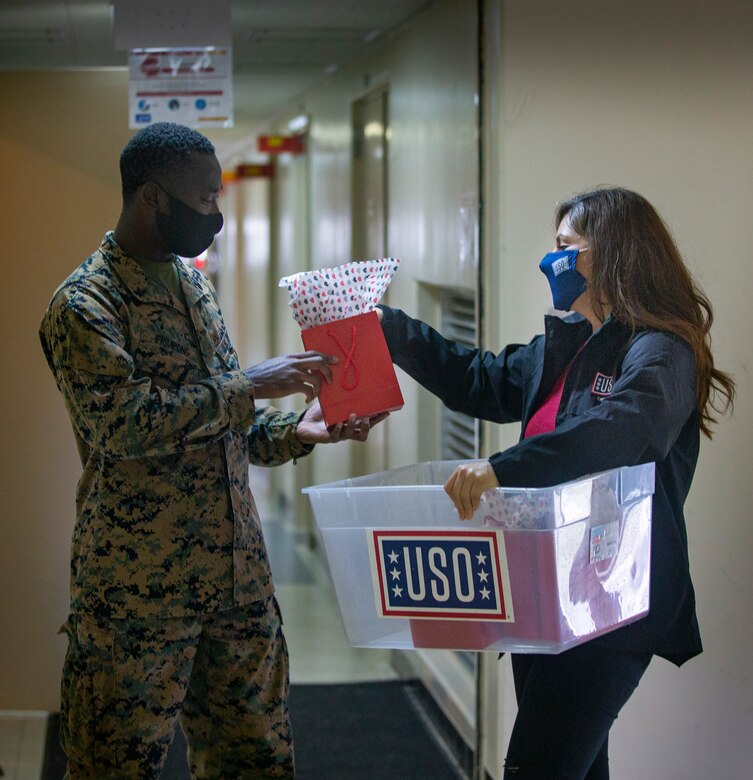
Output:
[{"xmin": 287, "ymin": 114, "xmax": 309, "ymax": 134}]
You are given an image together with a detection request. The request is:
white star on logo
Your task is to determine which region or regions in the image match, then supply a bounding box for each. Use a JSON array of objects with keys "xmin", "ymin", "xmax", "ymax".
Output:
[
  {"xmin": 392, "ymin": 585, "xmax": 403, "ymax": 598},
  {"xmin": 480, "ymin": 587, "xmax": 491, "ymax": 600},
  {"xmin": 390, "ymin": 568, "xmax": 401, "ymax": 581},
  {"xmin": 388, "ymin": 550, "xmax": 399, "ymax": 564},
  {"xmin": 476, "ymin": 551, "xmax": 487, "ymax": 565},
  {"xmin": 477, "ymin": 569, "xmax": 489, "ymax": 582}
]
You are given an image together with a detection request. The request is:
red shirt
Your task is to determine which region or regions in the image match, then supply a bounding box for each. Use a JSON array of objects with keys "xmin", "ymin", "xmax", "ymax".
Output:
[
  {"xmin": 524, "ymin": 367, "xmax": 569, "ymax": 438},
  {"xmin": 524, "ymin": 343, "xmax": 586, "ymax": 438}
]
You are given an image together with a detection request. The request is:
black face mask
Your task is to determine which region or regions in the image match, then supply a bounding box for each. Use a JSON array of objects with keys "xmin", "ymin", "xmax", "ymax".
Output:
[{"xmin": 155, "ymin": 187, "xmax": 223, "ymax": 258}]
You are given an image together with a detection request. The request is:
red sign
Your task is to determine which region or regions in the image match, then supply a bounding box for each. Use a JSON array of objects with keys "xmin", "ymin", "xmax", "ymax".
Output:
[
  {"xmin": 257, "ymin": 134, "xmax": 305, "ymax": 155},
  {"xmin": 236, "ymin": 163, "xmax": 275, "ymax": 179}
]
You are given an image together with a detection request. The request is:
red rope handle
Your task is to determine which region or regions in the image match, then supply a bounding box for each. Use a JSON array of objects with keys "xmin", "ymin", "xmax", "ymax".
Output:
[{"xmin": 326, "ymin": 324, "xmax": 359, "ymax": 391}]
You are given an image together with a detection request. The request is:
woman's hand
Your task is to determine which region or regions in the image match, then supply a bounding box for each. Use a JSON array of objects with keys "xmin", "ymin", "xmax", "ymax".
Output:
[
  {"xmin": 444, "ymin": 460, "xmax": 500, "ymax": 520},
  {"xmin": 296, "ymin": 400, "xmax": 389, "ymax": 444}
]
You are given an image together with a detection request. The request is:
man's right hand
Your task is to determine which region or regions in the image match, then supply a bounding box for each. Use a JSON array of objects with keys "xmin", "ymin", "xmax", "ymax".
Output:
[{"xmin": 243, "ymin": 351, "xmax": 337, "ymax": 402}]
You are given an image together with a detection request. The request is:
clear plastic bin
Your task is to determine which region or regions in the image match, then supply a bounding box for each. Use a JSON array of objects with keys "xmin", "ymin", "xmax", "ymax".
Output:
[{"xmin": 303, "ymin": 461, "xmax": 654, "ymax": 653}]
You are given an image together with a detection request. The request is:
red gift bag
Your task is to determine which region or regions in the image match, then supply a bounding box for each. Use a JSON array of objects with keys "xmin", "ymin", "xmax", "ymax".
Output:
[{"xmin": 301, "ymin": 310, "xmax": 404, "ymax": 427}]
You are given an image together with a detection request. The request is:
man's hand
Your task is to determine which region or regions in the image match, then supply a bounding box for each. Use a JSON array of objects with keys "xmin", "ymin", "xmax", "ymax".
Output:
[
  {"xmin": 243, "ymin": 352, "xmax": 337, "ymax": 403},
  {"xmin": 444, "ymin": 460, "xmax": 500, "ymax": 521},
  {"xmin": 296, "ymin": 400, "xmax": 389, "ymax": 444}
]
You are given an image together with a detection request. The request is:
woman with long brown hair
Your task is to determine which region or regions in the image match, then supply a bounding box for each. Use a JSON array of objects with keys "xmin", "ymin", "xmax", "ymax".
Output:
[
  {"xmin": 557, "ymin": 187, "xmax": 734, "ymax": 438},
  {"xmin": 377, "ymin": 186, "xmax": 735, "ymax": 778}
]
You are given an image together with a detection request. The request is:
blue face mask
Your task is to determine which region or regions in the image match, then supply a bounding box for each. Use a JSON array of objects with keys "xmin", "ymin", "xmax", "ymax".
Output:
[{"xmin": 539, "ymin": 248, "xmax": 588, "ymax": 311}]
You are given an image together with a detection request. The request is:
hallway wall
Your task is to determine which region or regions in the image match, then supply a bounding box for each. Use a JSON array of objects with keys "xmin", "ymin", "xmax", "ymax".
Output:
[
  {"xmin": 0, "ymin": 71, "xmax": 132, "ymax": 708},
  {"xmin": 0, "ymin": 71, "xmax": 260, "ymax": 710},
  {"xmin": 484, "ymin": 1, "xmax": 753, "ymax": 777},
  {"xmin": 267, "ymin": 0, "xmax": 480, "ymax": 491}
]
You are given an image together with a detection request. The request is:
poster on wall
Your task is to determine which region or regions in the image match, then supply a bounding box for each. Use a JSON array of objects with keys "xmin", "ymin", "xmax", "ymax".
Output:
[{"xmin": 128, "ymin": 47, "xmax": 233, "ymax": 129}]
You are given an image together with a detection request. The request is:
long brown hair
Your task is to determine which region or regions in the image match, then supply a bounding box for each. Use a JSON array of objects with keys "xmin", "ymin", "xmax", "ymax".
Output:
[{"xmin": 556, "ymin": 187, "xmax": 735, "ymax": 438}]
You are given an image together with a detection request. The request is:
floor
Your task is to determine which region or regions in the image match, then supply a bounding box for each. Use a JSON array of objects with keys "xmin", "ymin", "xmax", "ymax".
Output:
[{"xmin": 0, "ymin": 510, "xmax": 399, "ymax": 779}]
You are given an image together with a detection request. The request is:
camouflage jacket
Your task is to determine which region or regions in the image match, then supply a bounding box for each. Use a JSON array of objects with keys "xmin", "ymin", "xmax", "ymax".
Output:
[{"xmin": 40, "ymin": 232, "xmax": 312, "ymax": 620}]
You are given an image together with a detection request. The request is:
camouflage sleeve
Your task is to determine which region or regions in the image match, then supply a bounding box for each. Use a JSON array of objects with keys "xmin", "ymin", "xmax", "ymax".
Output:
[
  {"xmin": 248, "ymin": 407, "xmax": 314, "ymax": 466},
  {"xmin": 40, "ymin": 284, "xmax": 257, "ymax": 460}
]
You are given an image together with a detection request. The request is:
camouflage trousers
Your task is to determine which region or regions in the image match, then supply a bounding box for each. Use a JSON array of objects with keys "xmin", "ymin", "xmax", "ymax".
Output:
[{"xmin": 59, "ymin": 596, "xmax": 294, "ymax": 779}]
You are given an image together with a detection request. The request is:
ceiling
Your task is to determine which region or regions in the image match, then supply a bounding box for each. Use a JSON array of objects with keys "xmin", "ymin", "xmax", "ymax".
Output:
[{"xmin": 0, "ymin": 0, "xmax": 432, "ymax": 144}]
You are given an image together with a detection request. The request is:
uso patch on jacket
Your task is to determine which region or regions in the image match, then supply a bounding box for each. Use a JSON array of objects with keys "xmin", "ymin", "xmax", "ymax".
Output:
[{"xmin": 591, "ymin": 372, "xmax": 614, "ymax": 397}]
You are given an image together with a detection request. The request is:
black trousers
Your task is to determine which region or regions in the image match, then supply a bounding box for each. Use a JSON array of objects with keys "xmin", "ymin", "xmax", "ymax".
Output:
[{"xmin": 503, "ymin": 642, "xmax": 652, "ymax": 779}]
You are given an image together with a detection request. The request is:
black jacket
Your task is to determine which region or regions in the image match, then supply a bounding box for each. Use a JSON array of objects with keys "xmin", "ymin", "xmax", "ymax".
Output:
[{"xmin": 380, "ymin": 305, "xmax": 702, "ymax": 665}]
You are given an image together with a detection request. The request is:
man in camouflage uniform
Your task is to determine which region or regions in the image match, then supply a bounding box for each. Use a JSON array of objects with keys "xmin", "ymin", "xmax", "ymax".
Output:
[{"xmin": 40, "ymin": 122, "xmax": 379, "ymax": 779}]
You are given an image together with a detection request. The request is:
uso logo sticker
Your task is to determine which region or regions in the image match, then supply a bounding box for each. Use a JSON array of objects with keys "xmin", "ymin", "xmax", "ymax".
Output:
[{"xmin": 369, "ymin": 530, "xmax": 513, "ymax": 621}]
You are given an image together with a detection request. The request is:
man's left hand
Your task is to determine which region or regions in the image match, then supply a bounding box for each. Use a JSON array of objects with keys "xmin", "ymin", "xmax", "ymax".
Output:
[{"xmin": 296, "ymin": 400, "xmax": 389, "ymax": 444}]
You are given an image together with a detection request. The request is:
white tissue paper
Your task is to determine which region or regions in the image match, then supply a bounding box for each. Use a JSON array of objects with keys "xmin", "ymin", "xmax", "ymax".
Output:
[{"xmin": 278, "ymin": 258, "xmax": 401, "ymax": 329}]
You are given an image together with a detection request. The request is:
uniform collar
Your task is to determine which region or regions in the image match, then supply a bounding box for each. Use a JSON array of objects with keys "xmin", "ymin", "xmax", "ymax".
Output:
[
  {"xmin": 174, "ymin": 255, "xmax": 211, "ymax": 308},
  {"xmin": 99, "ymin": 231, "xmax": 208, "ymax": 308}
]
